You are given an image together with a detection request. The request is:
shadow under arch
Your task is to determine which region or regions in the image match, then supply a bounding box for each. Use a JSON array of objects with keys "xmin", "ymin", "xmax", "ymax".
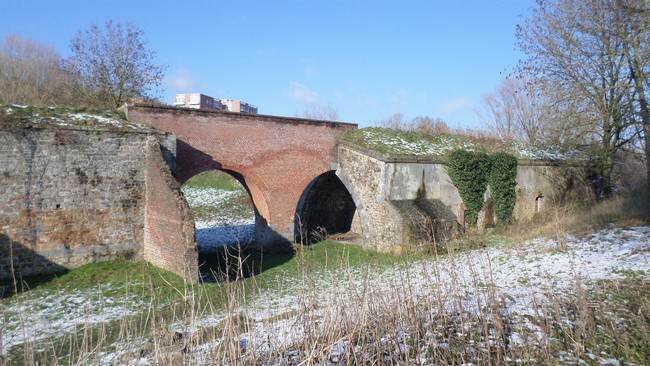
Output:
[{"xmin": 294, "ymin": 170, "xmax": 357, "ymax": 244}]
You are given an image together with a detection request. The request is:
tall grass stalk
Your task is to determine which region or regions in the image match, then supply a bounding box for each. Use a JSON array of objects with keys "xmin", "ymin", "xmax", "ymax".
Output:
[{"xmin": 2, "ymin": 190, "xmax": 649, "ymax": 364}]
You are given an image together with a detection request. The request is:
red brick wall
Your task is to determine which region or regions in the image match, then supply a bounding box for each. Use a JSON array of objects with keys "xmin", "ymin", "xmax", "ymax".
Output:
[
  {"xmin": 143, "ymin": 136, "xmax": 198, "ymax": 280},
  {"xmin": 129, "ymin": 105, "xmax": 357, "ymax": 249}
]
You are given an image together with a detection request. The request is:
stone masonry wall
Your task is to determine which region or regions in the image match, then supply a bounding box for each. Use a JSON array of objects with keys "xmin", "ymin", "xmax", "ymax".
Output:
[
  {"xmin": 143, "ymin": 136, "xmax": 198, "ymax": 281},
  {"xmin": 336, "ymin": 145, "xmax": 404, "ymax": 252},
  {"xmin": 337, "ymin": 143, "xmax": 587, "ymax": 252},
  {"xmin": 515, "ymin": 162, "xmax": 589, "ymax": 220},
  {"xmin": 0, "ymin": 126, "xmax": 153, "ymax": 278}
]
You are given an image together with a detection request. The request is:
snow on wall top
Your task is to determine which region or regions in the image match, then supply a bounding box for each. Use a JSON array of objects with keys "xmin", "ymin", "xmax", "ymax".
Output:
[
  {"xmin": 340, "ymin": 127, "xmax": 586, "ymax": 161},
  {"xmin": 1, "ymin": 104, "xmax": 150, "ymax": 131}
]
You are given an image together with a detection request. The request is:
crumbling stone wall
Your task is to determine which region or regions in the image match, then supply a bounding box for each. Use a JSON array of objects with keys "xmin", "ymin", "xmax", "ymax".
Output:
[
  {"xmin": 0, "ymin": 126, "xmax": 149, "ymax": 278},
  {"xmin": 337, "ymin": 144, "xmax": 465, "ymax": 252},
  {"xmin": 0, "ymin": 124, "xmax": 197, "ymax": 280}
]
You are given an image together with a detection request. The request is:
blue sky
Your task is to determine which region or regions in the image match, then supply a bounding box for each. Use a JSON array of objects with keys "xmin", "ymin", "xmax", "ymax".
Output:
[{"xmin": 1, "ymin": 0, "xmax": 534, "ymax": 128}]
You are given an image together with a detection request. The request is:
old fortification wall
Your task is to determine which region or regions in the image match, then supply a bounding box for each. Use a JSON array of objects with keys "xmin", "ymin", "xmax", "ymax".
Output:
[
  {"xmin": 0, "ymin": 124, "xmax": 196, "ymax": 280},
  {"xmin": 337, "ymin": 143, "xmax": 587, "ymax": 252}
]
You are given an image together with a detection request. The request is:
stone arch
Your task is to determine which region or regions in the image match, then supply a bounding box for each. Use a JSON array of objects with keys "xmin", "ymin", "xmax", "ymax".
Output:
[
  {"xmin": 294, "ymin": 170, "xmax": 357, "ymax": 244},
  {"xmin": 335, "ymin": 163, "xmax": 371, "ymax": 246}
]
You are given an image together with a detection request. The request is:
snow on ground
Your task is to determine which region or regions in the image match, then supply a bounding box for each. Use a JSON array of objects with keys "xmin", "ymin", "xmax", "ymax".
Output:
[
  {"xmin": 357, "ymin": 128, "xmax": 476, "ymax": 156},
  {"xmin": 0, "ymin": 284, "xmax": 146, "ymax": 355},
  {"xmin": 352, "ymin": 128, "xmax": 583, "ymax": 160},
  {"xmin": 2, "ymin": 216, "xmax": 647, "ymax": 363},
  {"xmin": 195, "ymin": 224, "xmax": 255, "ymax": 251},
  {"xmin": 181, "ymin": 186, "xmax": 256, "ymax": 250},
  {"xmin": 226, "ymin": 225, "xmax": 650, "ymax": 361},
  {"xmin": 182, "ymin": 187, "xmax": 241, "ymax": 208},
  {"xmin": 1, "ymin": 105, "xmax": 148, "ymax": 130}
]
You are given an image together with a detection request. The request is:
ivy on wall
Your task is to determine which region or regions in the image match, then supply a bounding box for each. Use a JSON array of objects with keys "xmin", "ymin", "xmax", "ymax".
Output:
[
  {"xmin": 447, "ymin": 150, "xmax": 518, "ymax": 228},
  {"xmin": 446, "ymin": 150, "xmax": 491, "ymax": 227},
  {"xmin": 488, "ymin": 152, "xmax": 518, "ymax": 225}
]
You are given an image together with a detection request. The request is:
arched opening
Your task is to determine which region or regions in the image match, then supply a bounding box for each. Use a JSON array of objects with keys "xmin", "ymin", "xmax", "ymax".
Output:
[
  {"xmin": 295, "ymin": 171, "xmax": 358, "ymax": 244},
  {"xmin": 181, "ymin": 169, "xmax": 257, "ymax": 280}
]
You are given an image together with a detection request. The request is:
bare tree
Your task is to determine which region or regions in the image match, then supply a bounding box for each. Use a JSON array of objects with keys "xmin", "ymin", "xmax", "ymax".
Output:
[
  {"xmin": 0, "ymin": 34, "xmax": 73, "ymax": 105},
  {"xmin": 64, "ymin": 21, "xmax": 166, "ymax": 109},
  {"xmin": 299, "ymin": 103, "xmax": 340, "ymax": 121},
  {"xmin": 479, "ymin": 76, "xmax": 551, "ymax": 143},
  {"xmin": 615, "ymin": 0, "xmax": 650, "ymax": 191},
  {"xmin": 381, "ymin": 112, "xmax": 406, "ymax": 129},
  {"xmin": 517, "ymin": 0, "xmax": 643, "ymax": 195},
  {"xmin": 411, "ymin": 115, "xmax": 451, "ymax": 135}
]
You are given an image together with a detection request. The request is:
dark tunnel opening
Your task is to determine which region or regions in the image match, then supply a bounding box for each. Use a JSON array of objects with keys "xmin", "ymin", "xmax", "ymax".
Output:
[{"xmin": 294, "ymin": 171, "xmax": 357, "ymax": 244}]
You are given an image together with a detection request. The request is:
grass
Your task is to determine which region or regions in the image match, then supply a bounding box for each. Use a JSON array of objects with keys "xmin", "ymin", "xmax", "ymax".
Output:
[
  {"xmin": 0, "ymin": 240, "xmax": 422, "ymax": 365},
  {"xmin": 183, "ymin": 170, "xmax": 242, "ymax": 191},
  {"xmin": 339, "ymin": 126, "xmax": 577, "ymax": 160},
  {"xmin": 500, "ymin": 185, "xmax": 650, "ymax": 243},
  {"xmin": 0, "ymin": 104, "xmax": 144, "ymax": 130},
  {"xmin": 181, "ymin": 170, "xmax": 254, "ymax": 223},
  {"xmin": 2, "ymin": 180, "xmax": 648, "ymax": 365},
  {"xmin": 2, "ymin": 230, "xmax": 649, "ymax": 364}
]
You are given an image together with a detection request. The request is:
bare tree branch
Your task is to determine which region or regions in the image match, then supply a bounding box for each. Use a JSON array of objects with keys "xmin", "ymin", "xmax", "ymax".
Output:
[{"xmin": 64, "ymin": 21, "xmax": 166, "ymax": 109}]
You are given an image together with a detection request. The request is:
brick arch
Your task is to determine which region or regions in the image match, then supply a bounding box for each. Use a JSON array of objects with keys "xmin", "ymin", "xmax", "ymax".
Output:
[
  {"xmin": 234, "ymin": 170, "xmax": 270, "ymax": 222},
  {"xmin": 127, "ymin": 105, "xmax": 357, "ymax": 251},
  {"xmin": 181, "ymin": 164, "xmax": 271, "ymax": 222}
]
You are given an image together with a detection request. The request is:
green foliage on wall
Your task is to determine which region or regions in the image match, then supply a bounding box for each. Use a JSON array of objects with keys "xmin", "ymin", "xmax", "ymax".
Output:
[
  {"xmin": 446, "ymin": 150, "xmax": 491, "ymax": 227},
  {"xmin": 447, "ymin": 150, "xmax": 518, "ymax": 228},
  {"xmin": 488, "ymin": 152, "xmax": 518, "ymax": 225}
]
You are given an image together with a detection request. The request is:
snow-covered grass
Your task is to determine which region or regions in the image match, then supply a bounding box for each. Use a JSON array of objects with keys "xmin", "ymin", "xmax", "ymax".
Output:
[
  {"xmin": 1, "ymin": 225, "xmax": 648, "ymax": 365},
  {"xmin": 0, "ymin": 104, "xmax": 149, "ymax": 130},
  {"xmin": 2, "ymin": 174, "xmax": 647, "ymax": 364},
  {"xmin": 0, "ymin": 284, "xmax": 146, "ymax": 354},
  {"xmin": 181, "ymin": 185, "xmax": 255, "ymax": 251},
  {"xmin": 340, "ymin": 127, "xmax": 585, "ymax": 161},
  {"xmin": 212, "ymin": 225, "xmax": 650, "ymax": 365}
]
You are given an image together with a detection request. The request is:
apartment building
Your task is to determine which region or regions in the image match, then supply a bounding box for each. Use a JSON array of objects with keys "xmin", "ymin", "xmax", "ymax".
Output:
[
  {"xmin": 173, "ymin": 93, "xmax": 224, "ymax": 110},
  {"xmin": 173, "ymin": 93, "xmax": 258, "ymax": 114},
  {"xmin": 219, "ymin": 99, "xmax": 258, "ymax": 114}
]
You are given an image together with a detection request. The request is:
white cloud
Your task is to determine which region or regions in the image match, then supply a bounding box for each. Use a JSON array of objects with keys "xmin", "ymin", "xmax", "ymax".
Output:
[
  {"xmin": 165, "ymin": 67, "xmax": 205, "ymax": 91},
  {"xmin": 289, "ymin": 82, "xmax": 322, "ymax": 106},
  {"xmin": 439, "ymin": 96, "xmax": 473, "ymax": 113}
]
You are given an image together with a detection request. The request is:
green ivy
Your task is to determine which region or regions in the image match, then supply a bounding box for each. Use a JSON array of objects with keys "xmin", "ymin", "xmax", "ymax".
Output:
[
  {"xmin": 446, "ymin": 150, "xmax": 491, "ymax": 227},
  {"xmin": 447, "ymin": 150, "xmax": 518, "ymax": 228},
  {"xmin": 488, "ymin": 152, "xmax": 518, "ymax": 225}
]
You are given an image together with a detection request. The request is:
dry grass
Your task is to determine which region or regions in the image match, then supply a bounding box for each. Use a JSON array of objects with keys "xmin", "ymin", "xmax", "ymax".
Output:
[
  {"xmin": 501, "ymin": 185, "xmax": 650, "ymax": 245},
  {"xmin": 3, "ymin": 247, "xmax": 649, "ymax": 365},
  {"xmin": 2, "ymin": 186, "xmax": 649, "ymax": 365}
]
